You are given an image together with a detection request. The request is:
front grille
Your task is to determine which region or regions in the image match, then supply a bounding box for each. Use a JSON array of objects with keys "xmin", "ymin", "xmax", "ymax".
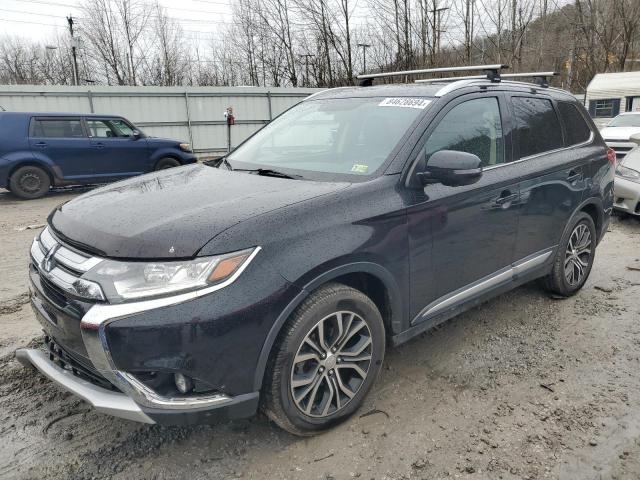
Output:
[
  {"xmin": 44, "ymin": 335, "xmax": 119, "ymax": 392},
  {"xmin": 39, "ymin": 273, "xmax": 68, "ymax": 309},
  {"xmin": 30, "ymin": 227, "xmax": 105, "ymax": 303}
]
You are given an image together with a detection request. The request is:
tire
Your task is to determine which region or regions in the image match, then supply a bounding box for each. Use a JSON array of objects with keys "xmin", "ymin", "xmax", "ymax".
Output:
[
  {"xmin": 541, "ymin": 212, "xmax": 596, "ymax": 297},
  {"xmin": 9, "ymin": 165, "xmax": 51, "ymax": 199},
  {"xmin": 155, "ymin": 157, "xmax": 181, "ymax": 170},
  {"xmin": 262, "ymin": 283, "xmax": 385, "ymax": 436}
]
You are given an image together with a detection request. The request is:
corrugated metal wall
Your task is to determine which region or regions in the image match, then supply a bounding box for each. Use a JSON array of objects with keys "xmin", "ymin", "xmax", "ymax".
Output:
[{"xmin": 0, "ymin": 85, "xmax": 320, "ymax": 155}]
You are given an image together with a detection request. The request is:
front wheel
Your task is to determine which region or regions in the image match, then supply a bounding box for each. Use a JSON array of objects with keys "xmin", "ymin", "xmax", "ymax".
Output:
[
  {"xmin": 541, "ymin": 212, "xmax": 596, "ymax": 297},
  {"xmin": 155, "ymin": 157, "xmax": 181, "ymax": 170},
  {"xmin": 9, "ymin": 165, "xmax": 51, "ymax": 199},
  {"xmin": 262, "ymin": 283, "xmax": 385, "ymax": 436}
]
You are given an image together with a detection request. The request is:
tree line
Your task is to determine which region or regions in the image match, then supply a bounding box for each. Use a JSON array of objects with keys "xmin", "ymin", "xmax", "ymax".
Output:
[{"xmin": 1, "ymin": 0, "xmax": 639, "ymax": 92}]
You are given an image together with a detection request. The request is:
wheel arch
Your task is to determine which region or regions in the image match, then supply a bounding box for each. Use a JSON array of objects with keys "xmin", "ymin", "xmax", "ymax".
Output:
[
  {"xmin": 8, "ymin": 160, "xmax": 55, "ymax": 185},
  {"xmin": 152, "ymin": 154, "xmax": 182, "ymax": 169},
  {"xmin": 252, "ymin": 262, "xmax": 403, "ymax": 391}
]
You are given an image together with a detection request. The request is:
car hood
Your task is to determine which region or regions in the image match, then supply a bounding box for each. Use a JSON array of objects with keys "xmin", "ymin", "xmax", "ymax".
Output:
[
  {"xmin": 50, "ymin": 164, "xmax": 350, "ymax": 259},
  {"xmin": 621, "ymin": 148, "xmax": 640, "ymax": 171},
  {"xmin": 600, "ymin": 126, "xmax": 640, "ymax": 141}
]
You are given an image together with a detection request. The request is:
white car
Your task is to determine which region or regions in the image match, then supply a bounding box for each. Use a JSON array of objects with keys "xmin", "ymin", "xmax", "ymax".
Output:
[
  {"xmin": 601, "ymin": 112, "xmax": 640, "ymax": 159},
  {"xmin": 614, "ymin": 137, "xmax": 640, "ymax": 216}
]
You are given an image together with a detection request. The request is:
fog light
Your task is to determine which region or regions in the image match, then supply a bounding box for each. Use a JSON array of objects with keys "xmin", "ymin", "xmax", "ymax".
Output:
[{"xmin": 174, "ymin": 373, "xmax": 194, "ymax": 394}]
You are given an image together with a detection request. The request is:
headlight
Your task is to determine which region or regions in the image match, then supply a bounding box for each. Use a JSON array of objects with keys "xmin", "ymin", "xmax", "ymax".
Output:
[
  {"xmin": 616, "ymin": 164, "xmax": 640, "ymax": 183},
  {"xmin": 179, "ymin": 143, "xmax": 192, "ymax": 152},
  {"xmin": 83, "ymin": 248, "xmax": 257, "ymax": 301}
]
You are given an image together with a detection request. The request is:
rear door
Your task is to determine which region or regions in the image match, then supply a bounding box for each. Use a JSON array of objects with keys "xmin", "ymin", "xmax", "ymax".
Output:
[
  {"xmin": 29, "ymin": 116, "xmax": 91, "ymax": 181},
  {"xmin": 510, "ymin": 95, "xmax": 590, "ymax": 261},
  {"xmin": 84, "ymin": 117, "xmax": 150, "ymax": 179}
]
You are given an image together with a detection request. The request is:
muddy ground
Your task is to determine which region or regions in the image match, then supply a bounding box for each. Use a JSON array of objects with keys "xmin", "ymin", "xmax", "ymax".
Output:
[{"xmin": 1, "ymin": 187, "xmax": 640, "ymax": 480}]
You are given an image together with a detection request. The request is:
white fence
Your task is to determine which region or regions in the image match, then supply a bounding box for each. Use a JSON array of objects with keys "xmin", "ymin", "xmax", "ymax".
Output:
[{"xmin": 0, "ymin": 85, "xmax": 320, "ymax": 155}]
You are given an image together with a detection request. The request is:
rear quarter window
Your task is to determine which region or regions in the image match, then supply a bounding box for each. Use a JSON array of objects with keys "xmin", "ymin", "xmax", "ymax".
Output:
[
  {"xmin": 512, "ymin": 97, "xmax": 563, "ymax": 158},
  {"xmin": 557, "ymin": 102, "xmax": 592, "ymax": 146}
]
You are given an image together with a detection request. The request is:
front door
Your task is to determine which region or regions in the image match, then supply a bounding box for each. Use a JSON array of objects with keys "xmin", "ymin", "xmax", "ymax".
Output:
[
  {"xmin": 29, "ymin": 116, "xmax": 91, "ymax": 181},
  {"xmin": 85, "ymin": 117, "xmax": 150, "ymax": 179},
  {"xmin": 406, "ymin": 93, "xmax": 520, "ymax": 326}
]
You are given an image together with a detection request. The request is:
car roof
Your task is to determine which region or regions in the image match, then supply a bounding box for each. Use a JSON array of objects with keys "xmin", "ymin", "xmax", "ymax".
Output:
[
  {"xmin": 1, "ymin": 112, "xmax": 123, "ymax": 118},
  {"xmin": 306, "ymin": 79, "xmax": 577, "ymax": 102}
]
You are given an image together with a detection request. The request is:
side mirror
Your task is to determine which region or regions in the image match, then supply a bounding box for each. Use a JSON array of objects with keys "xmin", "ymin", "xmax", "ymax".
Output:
[
  {"xmin": 131, "ymin": 130, "xmax": 142, "ymax": 140},
  {"xmin": 630, "ymin": 133, "xmax": 640, "ymax": 146},
  {"xmin": 418, "ymin": 150, "xmax": 483, "ymax": 187}
]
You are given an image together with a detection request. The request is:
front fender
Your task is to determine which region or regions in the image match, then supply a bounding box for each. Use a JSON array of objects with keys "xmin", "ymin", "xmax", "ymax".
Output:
[{"xmin": 252, "ymin": 259, "xmax": 404, "ymax": 391}]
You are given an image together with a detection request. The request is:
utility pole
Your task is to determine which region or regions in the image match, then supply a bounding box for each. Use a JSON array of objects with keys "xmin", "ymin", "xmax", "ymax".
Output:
[
  {"xmin": 67, "ymin": 16, "xmax": 79, "ymax": 86},
  {"xmin": 357, "ymin": 43, "xmax": 371, "ymax": 74},
  {"xmin": 428, "ymin": 4, "xmax": 449, "ymax": 65},
  {"xmin": 299, "ymin": 54, "xmax": 314, "ymax": 87}
]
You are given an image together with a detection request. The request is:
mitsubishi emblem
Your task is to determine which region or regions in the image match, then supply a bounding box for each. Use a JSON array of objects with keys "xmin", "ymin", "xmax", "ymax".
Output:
[{"xmin": 42, "ymin": 244, "xmax": 59, "ymax": 273}]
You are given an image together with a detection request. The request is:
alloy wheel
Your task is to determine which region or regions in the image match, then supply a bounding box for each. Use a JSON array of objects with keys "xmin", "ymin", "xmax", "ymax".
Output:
[
  {"xmin": 290, "ymin": 311, "xmax": 373, "ymax": 418},
  {"xmin": 564, "ymin": 223, "xmax": 592, "ymax": 286}
]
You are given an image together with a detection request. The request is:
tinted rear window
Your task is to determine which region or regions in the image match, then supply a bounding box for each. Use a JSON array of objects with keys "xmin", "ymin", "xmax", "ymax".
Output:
[
  {"xmin": 512, "ymin": 97, "xmax": 563, "ymax": 158},
  {"xmin": 557, "ymin": 102, "xmax": 591, "ymax": 145},
  {"xmin": 31, "ymin": 118, "xmax": 84, "ymax": 138}
]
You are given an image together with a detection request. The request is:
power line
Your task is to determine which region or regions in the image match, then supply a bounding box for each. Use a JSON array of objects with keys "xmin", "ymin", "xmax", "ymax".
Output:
[
  {"xmin": 0, "ymin": 7, "xmax": 71, "ymax": 19},
  {"xmin": 0, "ymin": 17, "xmax": 63, "ymax": 27},
  {"xmin": 7, "ymin": 0, "xmax": 78, "ymax": 8}
]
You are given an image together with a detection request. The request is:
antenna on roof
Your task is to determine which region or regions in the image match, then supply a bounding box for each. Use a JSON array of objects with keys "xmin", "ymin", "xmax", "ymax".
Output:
[
  {"xmin": 357, "ymin": 64, "xmax": 509, "ymax": 86},
  {"xmin": 415, "ymin": 71, "xmax": 559, "ymax": 88}
]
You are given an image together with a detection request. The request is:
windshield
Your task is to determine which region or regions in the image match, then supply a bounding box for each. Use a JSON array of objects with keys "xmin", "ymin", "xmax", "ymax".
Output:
[
  {"xmin": 608, "ymin": 115, "xmax": 640, "ymax": 127},
  {"xmin": 227, "ymin": 97, "xmax": 431, "ymax": 178}
]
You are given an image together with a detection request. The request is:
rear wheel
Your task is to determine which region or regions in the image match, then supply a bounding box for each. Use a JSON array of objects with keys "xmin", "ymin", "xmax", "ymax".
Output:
[
  {"xmin": 262, "ymin": 283, "xmax": 385, "ymax": 436},
  {"xmin": 9, "ymin": 165, "xmax": 51, "ymax": 199},
  {"xmin": 155, "ymin": 157, "xmax": 181, "ymax": 170},
  {"xmin": 541, "ymin": 212, "xmax": 596, "ymax": 297}
]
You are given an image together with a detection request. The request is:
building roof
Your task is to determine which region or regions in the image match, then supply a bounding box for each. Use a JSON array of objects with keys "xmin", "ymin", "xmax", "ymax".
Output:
[{"xmin": 586, "ymin": 71, "xmax": 640, "ymax": 99}]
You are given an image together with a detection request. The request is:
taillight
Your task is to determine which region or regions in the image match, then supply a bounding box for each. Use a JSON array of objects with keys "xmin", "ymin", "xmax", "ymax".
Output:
[{"xmin": 607, "ymin": 147, "xmax": 616, "ymax": 165}]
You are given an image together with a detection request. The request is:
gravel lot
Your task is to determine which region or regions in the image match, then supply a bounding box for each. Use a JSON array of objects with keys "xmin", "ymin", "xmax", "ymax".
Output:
[{"xmin": 1, "ymin": 187, "xmax": 640, "ymax": 480}]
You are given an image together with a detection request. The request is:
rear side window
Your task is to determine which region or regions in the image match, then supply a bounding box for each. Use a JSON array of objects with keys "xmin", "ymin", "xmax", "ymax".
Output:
[
  {"xmin": 31, "ymin": 118, "xmax": 84, "ymax": 138},
  {"xmin": 512, "ymin": 97, "xmax": 563, "ymax": 158},
  {"xmin": 557, "ymin": 102, "xmax": 591, "ymax": 146}
]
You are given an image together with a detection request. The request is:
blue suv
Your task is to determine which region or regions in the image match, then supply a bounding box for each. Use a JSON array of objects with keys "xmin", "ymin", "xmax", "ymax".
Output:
[{"xmin": 0, "ymin": 112, "xmax": 197, "ymax": 199}]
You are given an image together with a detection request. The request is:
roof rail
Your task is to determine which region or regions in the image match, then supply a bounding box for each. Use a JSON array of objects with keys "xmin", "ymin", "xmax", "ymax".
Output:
[
  {"xmin": 356, "ymin": 64, "xmax": 509, "ymax": 86},
  {"xmin": 415, "ymin": 71, "xmax": 559, "ymax": 88}
]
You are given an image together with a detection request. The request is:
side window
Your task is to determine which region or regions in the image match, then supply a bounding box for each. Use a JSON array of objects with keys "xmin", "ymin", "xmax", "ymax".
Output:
[
  {"xmin": 31, "ymin": 118, "xmax": 84, "ymax": 138},
  {"xmin": 592, "ymin": 99, "xmax": 617, "ymax": 118},
  {"xmin": 557, "ymin": 102, "xmax": 592, "ymax": 146},
  {"xmin": 86, "ymin": 119, "xmax": 119, "ymax": 138},
  {"xmin": 109, "ymin": 119, "xmax": 135, "ymax": 136},
  {"xmin": 512, "ymin": 97, "xmax": 563, "ymax": 158},
  {"xmin": 423, "ymin": 97, "xmax": 504, "ymax": 167}
]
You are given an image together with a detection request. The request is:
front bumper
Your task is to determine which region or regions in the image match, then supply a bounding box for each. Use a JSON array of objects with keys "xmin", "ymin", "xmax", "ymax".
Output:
[
  {"xmin": 22, "ymin": 230, "xmax": 299, "ymax": 424},
  {"xmin": 16, "ymin": 348, "xmax": 154, "ymax": 423},
  {"xmin": 613, "ymin": 176, "xmax": 640, "ymax": 215}
]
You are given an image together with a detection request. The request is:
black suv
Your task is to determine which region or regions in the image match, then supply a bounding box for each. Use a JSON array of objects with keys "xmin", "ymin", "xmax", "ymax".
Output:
[{"xmin": 17, "ymin": 69, "xmax": 614, "ymax": 435}]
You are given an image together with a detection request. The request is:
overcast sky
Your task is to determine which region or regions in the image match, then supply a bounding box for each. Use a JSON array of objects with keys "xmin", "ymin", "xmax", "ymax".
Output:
[
  {"xmin": 0, "ymin": 0, "xmax": 377, "ymax": 47},
  {"xmin": 0, "ymin": 0, "xmax": 237, "ymax": 44}
]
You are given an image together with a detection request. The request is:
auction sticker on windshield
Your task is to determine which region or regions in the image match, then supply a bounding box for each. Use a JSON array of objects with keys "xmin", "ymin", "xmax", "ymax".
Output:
[{"xmin": 378, "ymin": 98, "xmax": 431, "ymax": 109}]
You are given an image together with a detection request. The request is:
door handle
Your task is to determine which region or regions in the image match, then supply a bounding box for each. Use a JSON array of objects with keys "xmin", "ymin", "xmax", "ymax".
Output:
[
  {"xmin": 567, "ymin": 171, "xmax": 582, "ymax": 183},
  {"xmin": 494, "ymin": 191, "xmax": 518, "ymax": 206},
  {"xmin": 93, "ymin": 143, "xmax": 105, "ymax": 149},
  {"xmin": 34, "ymin": 142, "xmax": 47, "ymax": 148}
]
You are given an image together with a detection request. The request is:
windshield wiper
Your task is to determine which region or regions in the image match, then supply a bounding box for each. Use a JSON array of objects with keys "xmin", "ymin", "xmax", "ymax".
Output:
[
  {"xmin": 203, "ymin": 156, "xmax": 233, "ymax": 170},
  {"xmin": 232, "ymin": 168, "xmax": 302, "ymax": 179}
]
